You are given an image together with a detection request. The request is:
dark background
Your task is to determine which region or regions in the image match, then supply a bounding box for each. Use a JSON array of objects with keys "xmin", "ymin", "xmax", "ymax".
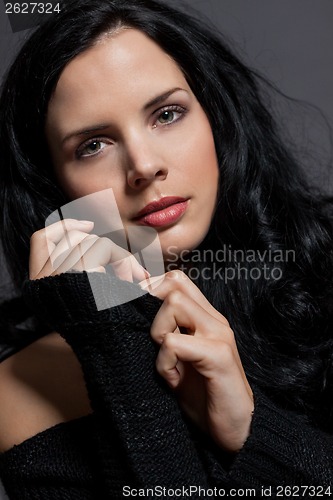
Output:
[{"xmin": 0, "ymin": 1, "xmax": 332, "ymax": 497}]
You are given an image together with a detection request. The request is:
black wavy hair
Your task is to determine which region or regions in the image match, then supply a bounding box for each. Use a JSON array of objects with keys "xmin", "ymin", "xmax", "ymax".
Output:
[{"xmin": 0, "ymin": 0, "xmax": 332, "ymax": 428}]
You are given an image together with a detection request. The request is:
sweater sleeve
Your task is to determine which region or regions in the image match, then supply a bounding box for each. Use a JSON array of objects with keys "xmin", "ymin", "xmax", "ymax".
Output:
[
  {"xmin": 22, "ymin": 272, "xmax": 333, "ymax": 498},
  {"xmin": 200, "ymin": 386, "xmax": 333, "ymax": 496},
  {"xmin": 22, "ymin": 271, "xmax": 211, "ymax": 497}
]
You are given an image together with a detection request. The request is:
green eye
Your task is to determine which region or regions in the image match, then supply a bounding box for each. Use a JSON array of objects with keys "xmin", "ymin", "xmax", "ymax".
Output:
[
  {"xmin": 85, "ymin": 141, "xmax": 102, "ymax": 154},
  {"xmin": 77, "ymin": 139, "xmax": 108, "ymax": 159},
  {"xmin": 158, "ymin": 110, "xmax": 175, "ymax": 124},
  {"xmin": 154, "ymin": 105, "xmax": 187, "ymax": 128}
]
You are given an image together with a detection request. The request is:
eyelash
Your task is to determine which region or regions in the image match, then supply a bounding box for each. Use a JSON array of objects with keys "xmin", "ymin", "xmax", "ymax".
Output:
[
  {"xmin": 75, "ymin": 105, "xmax": 187, "ymax": 160},
  {"xmin": 154, "ymin": 105, "xmax": 187, "ymax": 126},
  {"xmin": 76, "ymin": 137, "xmax": 110, "ymax": 160}
]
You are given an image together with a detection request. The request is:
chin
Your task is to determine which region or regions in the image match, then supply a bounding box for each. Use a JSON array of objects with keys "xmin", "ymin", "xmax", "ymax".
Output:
[{"xmin": 161, "ymin": 235, "xmax": 206, "ymax": 264}]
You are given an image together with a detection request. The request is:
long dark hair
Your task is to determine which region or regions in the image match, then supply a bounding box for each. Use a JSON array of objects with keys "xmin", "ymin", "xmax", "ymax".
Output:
[{"xmin": 0, "ymin": 0, "xmax": 332, "ymax": 428}]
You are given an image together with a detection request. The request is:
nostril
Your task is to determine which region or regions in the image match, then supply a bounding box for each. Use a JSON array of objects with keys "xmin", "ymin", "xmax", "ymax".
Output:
[
  {"xmin": 134, "ymin": 170, "xmax": 166, "ymax": 186},
  {"xmin": 127, "ymin": 165, "xmax": 168, "ymax": 188}
]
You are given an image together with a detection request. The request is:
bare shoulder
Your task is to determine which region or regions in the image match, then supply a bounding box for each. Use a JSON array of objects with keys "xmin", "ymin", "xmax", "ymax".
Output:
[{"xmin": 0, "ymin": 332, "xmax": 92, "ymax": 453}]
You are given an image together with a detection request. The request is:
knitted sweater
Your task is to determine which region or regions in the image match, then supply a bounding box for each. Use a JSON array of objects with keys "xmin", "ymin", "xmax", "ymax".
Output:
[{"xmin": 0, "ymin": 272, "xmax": 332, "ymax": 499}]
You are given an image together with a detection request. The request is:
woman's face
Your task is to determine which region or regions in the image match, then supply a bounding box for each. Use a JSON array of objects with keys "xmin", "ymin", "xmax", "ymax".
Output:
[{"xmin": 46, "ymin": 28, "xmax": 219, "ymax": 260}]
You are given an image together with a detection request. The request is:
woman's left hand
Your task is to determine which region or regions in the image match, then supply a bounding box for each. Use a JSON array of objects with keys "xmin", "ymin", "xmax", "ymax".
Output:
[{"xmin": 140, "ymin": 270, "xmax": 254, "ymax": 453}]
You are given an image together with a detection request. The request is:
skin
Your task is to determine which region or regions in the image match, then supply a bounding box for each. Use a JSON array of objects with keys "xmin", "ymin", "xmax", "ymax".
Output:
[
  {"xmin": 45, "ymin": 28, "xmax": 219, "ymax": 262},
  {"xmin": 0, "ymin": 29, "xmax": 253, "ymax": 454}
]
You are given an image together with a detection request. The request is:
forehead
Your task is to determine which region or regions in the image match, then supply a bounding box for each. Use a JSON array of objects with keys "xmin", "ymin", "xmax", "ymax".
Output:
[{"xmin": 46, "ymin": 28, "xmax": 189, "ymax": 125}]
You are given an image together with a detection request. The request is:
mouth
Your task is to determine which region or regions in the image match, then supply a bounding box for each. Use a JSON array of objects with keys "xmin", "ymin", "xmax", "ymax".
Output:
[{"xmin": 133, "ymin": 196, "xmax": 189, "ymax": 228}]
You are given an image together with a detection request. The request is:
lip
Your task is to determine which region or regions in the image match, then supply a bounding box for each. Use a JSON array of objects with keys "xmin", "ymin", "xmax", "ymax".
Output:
[{"xmin": 133, "ymin": 196, "xmax": 189, "ymax": 227}]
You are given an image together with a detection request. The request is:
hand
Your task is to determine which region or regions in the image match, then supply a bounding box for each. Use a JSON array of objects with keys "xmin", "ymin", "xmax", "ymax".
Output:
[
  {"xmin": 140, "ymin": 270, "xmax": 254, "ymax": 453},
  {"xmin": 29, "ymin": 218, "xmax": 148, "ymax": 281}
]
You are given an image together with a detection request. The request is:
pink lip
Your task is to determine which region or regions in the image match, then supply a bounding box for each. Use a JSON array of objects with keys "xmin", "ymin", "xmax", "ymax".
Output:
[{"xmin": 134, "ymin": 197, "xmax": 189, "ymax": 227}]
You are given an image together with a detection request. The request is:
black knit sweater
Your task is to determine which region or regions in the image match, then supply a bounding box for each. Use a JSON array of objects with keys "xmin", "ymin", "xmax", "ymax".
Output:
[{"xmin": 0, "ymin": 272, "xmax": 332, "ymax": 499}]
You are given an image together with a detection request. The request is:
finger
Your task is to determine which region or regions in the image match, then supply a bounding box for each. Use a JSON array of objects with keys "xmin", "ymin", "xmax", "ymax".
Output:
[
  {"xmin": 151, "ymin": 290, "xmax": 220, "ymax": 343},
  {"xmin": 111, "ymin": 253, "xmax": 150, "ymax": 283},
  {"xmin": 150, "ymin": 289, "xmax": 251, "ymax": 395},
  {"xmin": 156, "ymin": 333, "xmax": 227, "ymax": 387},
  {"xmin": 80, "ymin": 238, "xmax": 148, "ymax": 281},
  {"xmin": 110, "ymin": 254, "xmax": 148, "ymax": 283},
  {"xmin": 49, "ymin": 236, "xmax": 115, "ymax": 275},
  {"xmin": 44, "ymin": 219, "xmax": 94, "ymax": 249},
  {"xmin": 50, "ymin": 231, "xmax": 97, "ymax": 269},
  {"xmin": 29, "ymin": 219, "xmax": 94, "ymax": 279},
  {"xmin": 138, "ymin": 273, "xmax": 165, "ymax": 292},
  {"xmin": 157, "ymin": 333, "xmax": 241, "ymax": 386},
  {"xmin": 50, "ymin": 235, "xmax": 99, "ymax": 275},
  {"xmin": 140, "ymin": 270, "xmax": 229, "ymax": 325},
  {"xmin": 54, "ymin": 236, "xmax": 148, "ymax": 281},
  {"xmin": 34, "ymin": 234, "xmax": 97, "ymax": 278},
  {"xmin": 156, "ymin": 333, "xmax": 181, "ymax": 388},
  {"xmin": 139, "ymin": 274, "xmax": 165, "ymax": 286},
  {"xmin": 157, "ymin": 333, "xmax": 253, "ymax": 452}
]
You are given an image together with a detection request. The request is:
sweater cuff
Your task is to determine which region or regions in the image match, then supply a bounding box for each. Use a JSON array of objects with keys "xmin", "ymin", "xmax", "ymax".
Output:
[{"xmin": 22, "ymin": 271, "xmax": 162, "ymax": 330}]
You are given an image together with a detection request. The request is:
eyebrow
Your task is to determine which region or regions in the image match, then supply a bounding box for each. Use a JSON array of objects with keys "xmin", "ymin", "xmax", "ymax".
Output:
[
  {"xmin": 62, "ymin": 124, "xmax": 110, "ymax": 145},
  {"xmin": 61, "ymin": 87, "xmax": 187, "ymax": 145},
  {"xmin": 143, "ymin": 87, "xmax": 185, "ymax": 110}
]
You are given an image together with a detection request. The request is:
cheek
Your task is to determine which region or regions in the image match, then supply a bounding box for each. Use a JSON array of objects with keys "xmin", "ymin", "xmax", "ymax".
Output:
[
  {"xmin": 56, "ymin": 170, "xmax": 90, "ymax": 200},
  {"xmin": 55, "ymin": 163, "xmax": 119, "ymax": 201},
  {"xmin": 187, "ymin": 123, "xmax": 219, "ymax": 188},
  {"xmin": 177, "ymin": 108, "xmax": 218, "ymax": 176}
]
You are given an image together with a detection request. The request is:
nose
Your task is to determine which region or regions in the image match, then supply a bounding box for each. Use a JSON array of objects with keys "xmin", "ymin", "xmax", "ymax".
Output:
[{"xmin": 125, "ymin": 138, "xmax": 168, "ymax": 189}]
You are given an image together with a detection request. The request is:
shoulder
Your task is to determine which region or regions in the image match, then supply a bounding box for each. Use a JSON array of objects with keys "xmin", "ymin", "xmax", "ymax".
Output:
[{"xmin": 0, "ymin": 332, "xmax": 92, "ymax": 453}]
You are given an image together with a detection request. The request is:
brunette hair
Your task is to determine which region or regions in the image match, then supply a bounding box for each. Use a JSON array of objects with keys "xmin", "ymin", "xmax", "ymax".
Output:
[{"xmin": 0, "ymin": 0, "xmax": 332, "ymax": 428}]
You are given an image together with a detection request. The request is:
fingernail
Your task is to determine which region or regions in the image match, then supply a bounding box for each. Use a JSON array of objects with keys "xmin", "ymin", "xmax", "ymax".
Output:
[{"xmin": 78, "ymin": 220, "xmax": 94, "ymax": 225}]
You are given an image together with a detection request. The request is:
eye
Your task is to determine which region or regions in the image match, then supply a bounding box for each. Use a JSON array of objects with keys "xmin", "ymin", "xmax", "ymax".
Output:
[
  {"xmin": 154, "ymin": 105, "xmax": 187, "ymax": 127},
  {"xmin": 76, "ymin": 138, "xmax": 109, "ymax": 159},
  {"xmin": 158, "ymin": 110, "xmax": 176, "ymax": 124}
]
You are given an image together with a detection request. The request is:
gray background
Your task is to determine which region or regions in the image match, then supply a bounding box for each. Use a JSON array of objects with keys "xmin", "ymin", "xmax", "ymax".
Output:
[{"xmin": 0, "ymin": 1, "xmax": 332, "ymax": 497}]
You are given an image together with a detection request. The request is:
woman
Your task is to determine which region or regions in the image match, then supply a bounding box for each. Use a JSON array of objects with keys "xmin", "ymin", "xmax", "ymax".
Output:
[{"xmin": 0, "ymin": 0, "xmax": 332, "ymax": 497}]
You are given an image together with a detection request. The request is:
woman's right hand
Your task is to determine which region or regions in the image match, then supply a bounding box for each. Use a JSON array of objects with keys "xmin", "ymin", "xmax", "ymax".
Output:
[
  {"xmin": 141, "ymin": 270, "xmax": 254, "ymax": 453},
  {"xmin": 29, "ymin": 218, "xmax": 148, "ymax": 282}
]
